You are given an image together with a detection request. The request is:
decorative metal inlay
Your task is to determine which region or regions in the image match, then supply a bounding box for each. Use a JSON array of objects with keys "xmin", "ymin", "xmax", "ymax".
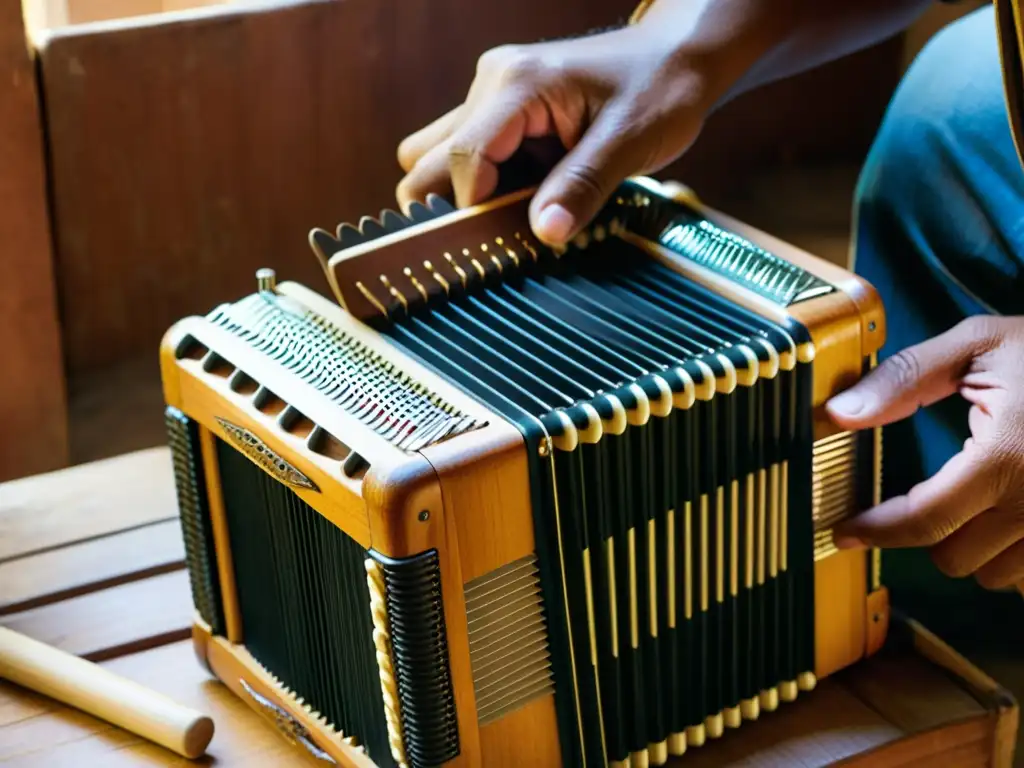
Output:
[
  {"xmin": 240, "ymin": 679, "xmax": 337, "ymax": 764},
  {"xmin": 658, "ymin": 218, "xmax": 835, "ymax": 306},
  {"xmin": 464, "ymin": 554, "xmax": 554, "ymax": 724},
  {"xmin": 216, "ymin": 417, "xmax": 319, "ymax": 492}
]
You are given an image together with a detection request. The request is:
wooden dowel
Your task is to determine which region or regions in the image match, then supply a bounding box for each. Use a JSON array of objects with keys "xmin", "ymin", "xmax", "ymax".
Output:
[{"xmin": 0, "ymin": 626, "xmax": 214, "ymax": 759}]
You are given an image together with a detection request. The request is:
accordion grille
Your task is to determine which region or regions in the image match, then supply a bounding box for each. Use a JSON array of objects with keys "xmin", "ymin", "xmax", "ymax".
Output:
[
  {"xmin": 644, "ymin": 213, "xmax": 834, "ymax": 306},
  {"xmin": 205, "ymin": 292, "xmax": 482, "ymax": 451},
  {"xmin": 811, "ymin": 431, "xmax": 859, "ymax": 562},
  {"xmin": 464, "ymin": 554, "xmax": 555, "ymax": 725},
  {"xmin": 215, "ymin": 438, "xmax": 395, "ymax": 767},
  {"xmin": 165, "ymin": 406, "xmax": 225, "ymax": 636}
]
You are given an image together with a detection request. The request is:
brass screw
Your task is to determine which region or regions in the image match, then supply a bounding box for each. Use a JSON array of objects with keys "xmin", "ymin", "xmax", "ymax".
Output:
[{"xmin": 538, "ymin": 440, "xmax": 550, "ymax": 457}]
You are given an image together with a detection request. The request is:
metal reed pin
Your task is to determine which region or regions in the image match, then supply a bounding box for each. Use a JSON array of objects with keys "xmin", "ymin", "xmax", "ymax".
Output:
[{"xmin": 256, "ymin": 268, "xmax": 277, "ymax": 293}]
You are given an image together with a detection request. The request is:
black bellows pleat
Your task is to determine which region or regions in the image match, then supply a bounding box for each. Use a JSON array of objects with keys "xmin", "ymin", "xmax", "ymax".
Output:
[
  {"xmin": 373, "ymin": 551, "xmax": 461, "ymax": 768},
  {"xmin": 215, "ymin": 440, "xmax": 395, "ymax": 767}
]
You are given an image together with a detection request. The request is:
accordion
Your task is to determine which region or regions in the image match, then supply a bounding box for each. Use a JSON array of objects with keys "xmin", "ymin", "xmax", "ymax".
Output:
[{"xmin": 161, "ymin": 175, "xmax": 890, "ymax": 768}]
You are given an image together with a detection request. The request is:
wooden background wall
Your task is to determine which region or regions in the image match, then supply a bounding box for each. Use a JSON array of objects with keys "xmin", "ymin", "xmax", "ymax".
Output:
[
  {"xmin": 4, "ymin": 0, "xmax": 929, "ymax": 481},
  {"xmin": 35, "ymin": 0, "xmax": 903, "ymax": 380},
  {"xmin": 0, "ymin": 0, "xmax": 68, "ymax": 480}
]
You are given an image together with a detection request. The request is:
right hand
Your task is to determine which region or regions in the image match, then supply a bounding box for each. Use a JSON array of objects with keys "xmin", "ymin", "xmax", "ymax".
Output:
[{"xmin": 395, "ymin": 23, "xmax": 719, "ymax": 247}]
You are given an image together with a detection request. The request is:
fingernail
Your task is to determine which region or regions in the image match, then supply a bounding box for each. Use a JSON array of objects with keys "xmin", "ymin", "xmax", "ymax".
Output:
[
  {"xmin": 536, "ymin": 204, "xmax": 575, "ymax": 245},
  {"xmin": 833, "ymin": 535, "xmax": 867, "ymax": 550},
  {"xmin": 828, "ymin": 390, "xmax": 869, "ymax": 418}
]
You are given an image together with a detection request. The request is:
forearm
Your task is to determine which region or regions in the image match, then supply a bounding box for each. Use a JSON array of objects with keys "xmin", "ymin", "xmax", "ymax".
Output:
[{"xmin": 634, "ymin": 0, "xmax": 933, "ymax": 108}]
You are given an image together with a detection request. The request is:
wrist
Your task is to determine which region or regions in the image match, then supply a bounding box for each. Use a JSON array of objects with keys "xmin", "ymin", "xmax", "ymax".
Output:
[{"xmin": 631, "ymin": 0, "xmax": 787, "ymax": 110}]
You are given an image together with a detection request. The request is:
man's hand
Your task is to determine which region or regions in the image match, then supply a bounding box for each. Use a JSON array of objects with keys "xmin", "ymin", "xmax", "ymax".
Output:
[
  {"xmin": 827, "ymin": 316, "xmax": 1024, "ymax": 589},
  {"xmin": 395, "ymin": 24, "xmax": 716, "ymax": 247}
]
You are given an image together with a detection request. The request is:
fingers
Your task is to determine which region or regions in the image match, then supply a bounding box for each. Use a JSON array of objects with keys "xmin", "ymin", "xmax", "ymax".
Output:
[
  {"xmin": 447, "ymin": 101, "xmax": 530, "ymax": 208},
  {"xmin": 826, "ymin": 317, "xmax": 996, "ymax": 430},
  {"xmin": 833, "ymin": 443, "xmax": 1002, "ymax": 549},
  {"xmin": 930, "ymin": 505, "xmax": 1024, "ymax": 578},
  {"xmin": 396, "ymin": 142, "xmax": 454, "ymax": 214},
  {"xmin": 974, "ymin": 538, "xmax": 1024, "ymax": 589},
  {"xmin": 529, "ymin": 106, "xmax": 657, "ymax": 246},
  {"xmin": 397, "ymin": 106, "xmax": 463, "ymax": 172},
  {"xmin": 397, "ymin": 95, "xmax": 532, "ymax": 212}
]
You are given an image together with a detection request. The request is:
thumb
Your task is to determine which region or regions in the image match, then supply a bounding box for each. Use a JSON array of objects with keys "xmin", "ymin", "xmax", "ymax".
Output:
[
  {"xmin": 529, "ymin": 106, "xmax": 655, "ymax": 247},
  {"xmin": 826, "ymin": 318, "xmax": 994, "ymax": 429}
]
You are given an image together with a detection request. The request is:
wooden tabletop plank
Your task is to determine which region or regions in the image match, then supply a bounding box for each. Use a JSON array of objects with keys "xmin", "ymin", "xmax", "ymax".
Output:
[
  {"xmin": 0, "ymin": 570, "xmax": 192, "ymax": 662},
  {"xmin": 0, "ymin": 519, "xmax": 185, "ymax": 615},
  {"xmin": 0, "ymin": 447, "xmax": 176, "ymax": 562}
]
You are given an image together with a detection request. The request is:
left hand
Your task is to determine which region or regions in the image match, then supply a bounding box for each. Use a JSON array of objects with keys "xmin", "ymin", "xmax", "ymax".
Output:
[{"xmin": 826, "ymin": 315, "xmax": 1024, "ymax": 590}]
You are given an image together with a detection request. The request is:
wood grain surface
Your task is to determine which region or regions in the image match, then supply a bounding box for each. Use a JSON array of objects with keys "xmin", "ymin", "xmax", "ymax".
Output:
[{"xmin": 0, "ymin": 0, "xmax": 69, "ymax": 483}]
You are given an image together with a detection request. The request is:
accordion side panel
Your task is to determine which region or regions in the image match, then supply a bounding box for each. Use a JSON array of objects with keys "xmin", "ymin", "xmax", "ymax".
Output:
[
  {"xmin": 478, "ymin": 694, "xmax": 564, "ymax": 768},
  {"xmin": 419, "ymin": 422, "xmax": 564, "ymax": 765},
  {"xmin": 813, "ymin": 549, "xmax": 868, "ymax": 679},
  {"xmin": 170, "ymin": 354, "xmax": 372, "ymax": 547},
  {"xmin": 419, "ymin": 423, "xmax": 536, "ymax": 584},
  {"xmin": 362, "ymin": 457, "xmax": 482, "ymax": 768}
]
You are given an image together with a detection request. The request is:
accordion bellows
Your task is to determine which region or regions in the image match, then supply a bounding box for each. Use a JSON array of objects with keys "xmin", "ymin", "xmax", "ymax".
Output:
[{"xmin": 160, "ymin": 176, "xmax": 890, "ymax": 768}]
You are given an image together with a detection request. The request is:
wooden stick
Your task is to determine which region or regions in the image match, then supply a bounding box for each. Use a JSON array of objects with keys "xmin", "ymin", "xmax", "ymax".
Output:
[{"xmin": 0, "ymin": 626, "xmax": 214, "ymax": 759}]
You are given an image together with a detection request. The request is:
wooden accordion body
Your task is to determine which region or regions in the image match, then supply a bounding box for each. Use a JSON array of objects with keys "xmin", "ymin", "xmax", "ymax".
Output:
[{"xmin": 160, "ymin": 176, "xmax": 890, "ymax": 768}]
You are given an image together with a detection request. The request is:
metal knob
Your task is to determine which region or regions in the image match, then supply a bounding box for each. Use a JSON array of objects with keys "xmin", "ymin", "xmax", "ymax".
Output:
[{"xmin": 256, "ymin": 268, "xmax": 277, "ymax": 293}]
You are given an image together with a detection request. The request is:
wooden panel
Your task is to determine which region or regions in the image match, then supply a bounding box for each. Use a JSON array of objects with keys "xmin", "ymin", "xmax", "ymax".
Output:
[
  {"xmin": 0, "ymin": 447, "xmax": 175, "ymax": 561},
  {"xmin": 0, "ymin": 570, "xmax": 191, "ymax": 661},
  {"xmin": 478, "ymin": 694, "xmax": 564, "ymax": 768},
  {"xmin": 35, "ymin": 0, "xmax": 904, "ymax": 379},
  {"xmin": 0, "ymin": 519, "xmax": 184, "ymax": 615},
  {"xmin": 0, "ymin": 0, "xmax": 69, "ymax": 482}
]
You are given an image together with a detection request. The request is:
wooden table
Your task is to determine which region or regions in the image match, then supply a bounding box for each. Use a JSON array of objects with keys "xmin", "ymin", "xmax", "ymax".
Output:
[{"xmin": 1, "ymin": 448, "xmax": 1020, "ymax": 767}]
